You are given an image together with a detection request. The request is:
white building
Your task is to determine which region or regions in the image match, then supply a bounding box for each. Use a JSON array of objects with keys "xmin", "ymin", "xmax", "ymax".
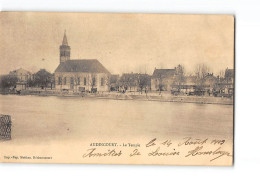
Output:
[
  {"xmin": 9, "ymin": 68, "xmax": 32, "ymax": 90},
  {"xmin": 54, "ymin": 31, "xmax": 110, "ymax": 92}
]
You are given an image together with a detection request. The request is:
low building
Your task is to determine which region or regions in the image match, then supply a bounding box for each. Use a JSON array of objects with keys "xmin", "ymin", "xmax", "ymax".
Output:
[
  {"xmin": 151, "ymin": 68, "xmax": 177, "ymax": 91},
  {"xmin": 9, "ymin": 68, "xmax": 32, "ymax": 90},
  {"xmin": 214, "ymin": 68, "xmax": 234, "ymax": 96},
  {"xmin": 178, "ymin": 76, "xmax": 196, "ymax": 95}
]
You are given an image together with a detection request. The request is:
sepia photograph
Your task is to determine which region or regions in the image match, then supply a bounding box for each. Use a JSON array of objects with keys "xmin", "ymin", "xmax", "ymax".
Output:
[{"xmin": 0, "ymin": 12, "xmax": 234, "ymax": 166}]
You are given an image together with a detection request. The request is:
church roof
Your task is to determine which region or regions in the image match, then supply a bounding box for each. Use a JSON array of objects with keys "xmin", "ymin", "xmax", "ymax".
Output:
[
  {"xmin": 152, "ymin": 69, "xmax": 176, "ymax": 78},
  {"xmin": 55, "ymin": 59, "xmax": 110, "ymax": 74}
]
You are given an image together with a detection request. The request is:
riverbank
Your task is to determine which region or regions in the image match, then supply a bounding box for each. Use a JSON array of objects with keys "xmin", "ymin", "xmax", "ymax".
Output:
[{"xmin": 0, "ymin": 89, "xmax": 233, "ymax": 105}]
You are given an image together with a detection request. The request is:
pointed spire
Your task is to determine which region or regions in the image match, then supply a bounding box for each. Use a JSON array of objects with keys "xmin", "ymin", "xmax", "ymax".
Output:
[{"xmin": 62, "ymin": 30, "xmax": 68, "ymax": 46}]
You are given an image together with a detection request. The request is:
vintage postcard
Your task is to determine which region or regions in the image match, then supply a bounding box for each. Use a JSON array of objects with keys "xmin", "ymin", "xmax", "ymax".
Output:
[{"xmin": 0, "ymin": 12, "xmax": 234, "ymax": 166}]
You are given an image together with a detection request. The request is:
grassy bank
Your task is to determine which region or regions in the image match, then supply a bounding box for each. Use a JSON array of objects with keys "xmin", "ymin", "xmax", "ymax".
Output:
[{"xmin": 0, "ymin": 89, "xmax": 233, "ymax": 105}]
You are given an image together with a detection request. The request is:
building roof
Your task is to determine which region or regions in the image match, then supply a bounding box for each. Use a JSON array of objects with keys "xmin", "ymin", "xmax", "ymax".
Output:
[
  {"xmin": 9, "ymin": 68, "xmax": 31, "ymax": 75},
  {"xmin": 55, "ymin": 59, "xmax": 110, "ymax": 74},
  {"xmin": 152, "ymin": 69, "xmax": 176, "ymax": 78}
]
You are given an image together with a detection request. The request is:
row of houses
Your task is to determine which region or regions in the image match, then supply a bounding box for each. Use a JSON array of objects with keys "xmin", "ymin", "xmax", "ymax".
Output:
[
  {"xmin": 4, "ymin": 32, "xmax": 234, "ymax": 97},
  {"xmin": 109, "ymin": 68, "xmax": 234, "ymax": 96},
  {"xmin": 6, "ymin": 66, "xmax": 234, "ymax": 96}
]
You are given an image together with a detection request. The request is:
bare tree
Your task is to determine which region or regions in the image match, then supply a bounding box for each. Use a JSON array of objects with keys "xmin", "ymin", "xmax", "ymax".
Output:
[
  {"xmin": 0, "ymin": 75, "xmax": 18, "ymax": 90},
  {"xmin": 137, "ymin": 74, "xmax": 150, "ymax": 94},
  {"xmin": 217, "ymin": 69, "xmax": 225, "ymax": 84},
  {"xmin": 218, "ymin": 69, "xmax": 225, "ymax": 78},
  {"xmin": 119, "ymin": 75, "xmax": 128, "ymax": 92},
  {"xmin": 171, "ymin": 64, "xmax": 186, "ymax": 91},
  {"xmin": 194, "ymin": 64, "xmax": 211, "ymax": 91},
  {"xmin": 32, "ymin": 69, "xmax": 52, "ymax": 90},
  {"xmin": 119, "ymin": 74, "xmax": 137, "ymax": 92}
]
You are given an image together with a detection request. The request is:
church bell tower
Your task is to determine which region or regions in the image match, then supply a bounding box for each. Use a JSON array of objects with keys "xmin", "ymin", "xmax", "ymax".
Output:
[{"xmin": 60, "ymin": 30, "xmax": 70, "ymax": 63}]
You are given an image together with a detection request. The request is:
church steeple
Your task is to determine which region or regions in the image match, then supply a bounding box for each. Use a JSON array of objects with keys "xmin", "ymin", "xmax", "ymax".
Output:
[
  {"xmin": 62, "ymin": 30, "xmax": 68, "ymax": 46},
  {"xmin": 60, "ymin": 30, "xmax": 70, "ymax": 63}
]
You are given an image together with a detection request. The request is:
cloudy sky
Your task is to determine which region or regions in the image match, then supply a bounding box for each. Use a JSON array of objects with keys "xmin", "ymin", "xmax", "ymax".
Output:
[{"xmin": 0, "ymin": 12, "xmax": 234, "ymax": 75}]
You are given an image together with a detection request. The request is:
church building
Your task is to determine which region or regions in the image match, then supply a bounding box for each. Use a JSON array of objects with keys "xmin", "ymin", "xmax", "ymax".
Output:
[{"xmin": 54, "ymin": 31, "xmax": 111, "ymax": 92}]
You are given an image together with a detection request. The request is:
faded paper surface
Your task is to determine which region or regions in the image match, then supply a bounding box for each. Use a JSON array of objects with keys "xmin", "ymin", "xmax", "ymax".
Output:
[{"xmin": 0, "ymin": 12, "xmax": 234, "ymax": 166}]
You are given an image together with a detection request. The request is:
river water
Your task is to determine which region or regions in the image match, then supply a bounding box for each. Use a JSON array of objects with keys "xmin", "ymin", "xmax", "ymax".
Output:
[{"xmin": 0, "ymin": 94, "xmax": 233, "ymax": 143}]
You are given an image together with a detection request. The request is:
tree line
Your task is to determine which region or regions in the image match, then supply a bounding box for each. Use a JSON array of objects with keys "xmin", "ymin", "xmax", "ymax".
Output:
[{"xmin": 0, "ymin": 69, "xmax": 53, "ymax": 90}]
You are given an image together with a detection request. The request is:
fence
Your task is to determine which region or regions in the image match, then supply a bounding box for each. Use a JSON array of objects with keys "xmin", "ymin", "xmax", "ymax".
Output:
[{"xmin": 0, "ymin": 114, "xmax": 12, "ymax": 140}]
